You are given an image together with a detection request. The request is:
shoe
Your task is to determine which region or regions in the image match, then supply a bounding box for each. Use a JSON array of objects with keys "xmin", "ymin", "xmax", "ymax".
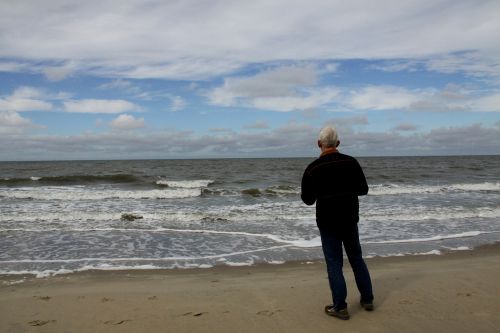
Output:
[
  {"xmin": 324, "ymin": 305, "xmax": 350, "ymax": 320},
  {"xmin": 360, "ymin": 299, "xmax": 374, "ymax": 311}
]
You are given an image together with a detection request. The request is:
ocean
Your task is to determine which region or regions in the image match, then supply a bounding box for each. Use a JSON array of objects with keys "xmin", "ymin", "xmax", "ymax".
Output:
[{"xmin": 0, "ymin": 156, "xmax": 499, "ymax": 277}]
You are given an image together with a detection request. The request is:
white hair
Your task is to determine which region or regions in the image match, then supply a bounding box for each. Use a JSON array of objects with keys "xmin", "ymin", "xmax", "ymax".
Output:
[{"xmin": 318, "ymin": 126, "xmax": 339, "ymax": 147}]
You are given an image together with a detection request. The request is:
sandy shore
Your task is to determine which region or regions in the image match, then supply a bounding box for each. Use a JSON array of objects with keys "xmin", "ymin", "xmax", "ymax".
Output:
[{"xmin": 1, "ymin": 244, "xmax": 500, "ymax": 333}]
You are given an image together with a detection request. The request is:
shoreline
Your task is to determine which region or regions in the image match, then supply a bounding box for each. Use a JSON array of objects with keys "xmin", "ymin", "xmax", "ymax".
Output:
[
  {"xmin": 0, "ymin": 241, "xmax": 500, "ymax": 278},
  {"xmin": 1, "ymin": 241, "xmax": 499, "ymax": 280},
  {"xmin": 1, "ymin": 243, "xmax": 500, "ymax": 332}
]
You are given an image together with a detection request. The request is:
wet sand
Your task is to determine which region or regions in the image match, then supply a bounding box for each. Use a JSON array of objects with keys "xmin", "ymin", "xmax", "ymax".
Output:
[{"xmin": 1, "ymin": 243, "xmax": 500, "ymax": 332}]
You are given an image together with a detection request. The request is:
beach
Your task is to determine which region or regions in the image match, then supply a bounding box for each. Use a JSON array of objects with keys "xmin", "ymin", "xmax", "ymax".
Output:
[{"xmin": 1, "ymin": 244, "xmax": 499, "ymax": 333}]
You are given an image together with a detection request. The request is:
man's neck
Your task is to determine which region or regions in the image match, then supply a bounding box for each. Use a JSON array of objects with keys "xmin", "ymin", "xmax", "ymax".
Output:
[{"xmin": 320, "ymin": 147, "xmax": 338, "ymax": 157}]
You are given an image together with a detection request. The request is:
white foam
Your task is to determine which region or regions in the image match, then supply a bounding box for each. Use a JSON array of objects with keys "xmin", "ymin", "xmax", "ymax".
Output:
[
  {"xmin": 156, "ymin": 179, "xmax": 214, "ymax": 188},
  {"xmin": 363, "ymin": 206, "xmax": 500, "ymax": 222},
  {"xmin": 0, "ymin": 202, "xmax": 498, "ymax": 226},
  {"xmin": 30, "ymin": 177, "xmax": 42, "ymax": 181},
  {"xmin": 416, "ymin": 250, "xmax": 441, "ymax": 255},
  {"xmin": 0, "ymin": 187, "xmax": 201, "ymax": 200},
  {"xmin": 444, "ymin": 246, "xmax": 471, "ymax": 251},
  {"xmin": 0, "ymin": 245, "xmax": 293, "ymax": 264},
  {"xmin": 145, "ymin": 228, "xmax": 322, "ymax": 248},
  {"xmin": 365, "ymin": 231, "xmax": 487, "ymax": 244},
  {"xmin": 2, "ymin": 278, "xmax": 26, "ymax": 285},
  {"xmin": 224, "ymin": 260, "xmax": 254, "ymax": 267},
  {"xmin": 0, "ymin": 226, "xmax": 321, "ymax": 247},
  {"xmin": 369, "ymin": 182, "xmax": 500, "ymax": 196}
]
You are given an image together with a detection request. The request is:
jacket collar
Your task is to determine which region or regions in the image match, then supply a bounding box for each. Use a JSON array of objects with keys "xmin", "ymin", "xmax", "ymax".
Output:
[{"xmin": 320, "ymin": 147, "xmax": 339, "ymax": 157}]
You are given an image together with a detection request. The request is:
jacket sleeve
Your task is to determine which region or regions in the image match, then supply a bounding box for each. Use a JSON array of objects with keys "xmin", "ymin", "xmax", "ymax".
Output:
[
  {"xmin": 301, "ymin": 168, "xmax": 317, "ymax": 205},
  {"xmin": 355, "ymin": 160, "xmax": 369, "ymax": 196}
]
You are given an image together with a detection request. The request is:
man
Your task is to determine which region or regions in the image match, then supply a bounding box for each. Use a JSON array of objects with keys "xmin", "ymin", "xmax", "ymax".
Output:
[{"xmin": 301, "ymin": 126, "xmax": 374, "ymax": 320}]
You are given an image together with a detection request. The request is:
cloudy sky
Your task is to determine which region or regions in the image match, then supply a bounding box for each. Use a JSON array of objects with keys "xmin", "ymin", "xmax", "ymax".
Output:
[{"xmin": 1, "ymin": 0, "xmax": 499, "ymax": 160}]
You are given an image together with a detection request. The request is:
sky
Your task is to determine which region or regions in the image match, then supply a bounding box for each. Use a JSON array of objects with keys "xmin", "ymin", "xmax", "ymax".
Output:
[{"xmin": 0, "ymin": 0, "xmax": 499, "ymax": 160}]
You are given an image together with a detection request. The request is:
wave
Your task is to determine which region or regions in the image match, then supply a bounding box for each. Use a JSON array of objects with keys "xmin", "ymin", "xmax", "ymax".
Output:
[
  {"xmin": 2, "ymin": 226, "xmax": 496, "ymax": 248},
  {"xmin": 1, "ymin": 203, "xmax": 498, "ymax": 225},
  {"xmin": 240, "ymin": 185, "xmax": 300, "ymax": 197},
  {"xmin": 364, "ymin": 231, "xmax": 497, "ymax": 244},
  {"xmin": 200, "ymin": 182, "xmax": 499, "ymax": 198},
  {"xmin": 369, "ymin": 182, "xmax": 500, "ymax": 196},
  {"xmin": 0, "ymin": 187, "xmax": 201, "ymax": 200},
  {"xmin": 0, "ymin": 174, "xmax": 141, "ymax": 186},
  {"xmin": 156, "ymin": 179, "xmax": 214, "ymax": 188},
  {"xmin": 362, "ymin": 206, "xmax": 500, "ymax": 222},
  {"xmin": 0, "ymin": 225, "xmax": 323, "ymax": 249}
]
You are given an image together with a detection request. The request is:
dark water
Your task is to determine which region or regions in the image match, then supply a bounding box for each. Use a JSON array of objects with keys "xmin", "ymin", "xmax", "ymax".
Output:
[{"xmin": 0, "ymin": 156, "xmax": 499, "ymax": 277}]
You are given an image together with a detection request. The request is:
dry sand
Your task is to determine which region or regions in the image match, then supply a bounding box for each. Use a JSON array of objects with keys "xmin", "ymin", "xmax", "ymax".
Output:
[{"xmin": 1, "ymin": 244, "xmax": 500, "ymax": 333}]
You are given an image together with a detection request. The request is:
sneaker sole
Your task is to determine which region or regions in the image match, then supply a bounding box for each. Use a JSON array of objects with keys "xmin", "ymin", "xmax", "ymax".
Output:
[
  {"xmin": 324, "ymin": 306, "xmax": 350, "ymax": 320},
  {"xmin": 361, "ymin": 303, "xmax": 374, "ymax": 311}
]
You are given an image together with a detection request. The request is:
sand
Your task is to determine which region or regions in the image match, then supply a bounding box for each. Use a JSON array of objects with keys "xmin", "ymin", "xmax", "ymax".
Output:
[{"xmin": 1, "ymin": 244, "xmax": 500, "ymax": 333}]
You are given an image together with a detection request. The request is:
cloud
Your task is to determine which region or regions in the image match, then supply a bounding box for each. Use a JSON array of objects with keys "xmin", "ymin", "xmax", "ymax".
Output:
[
  {"xmin": 368, "ymin": 60, "xmax": 421, "ymax": 73},
  {"xmin": 346, "ymin": 86, "xmax": 430, "ymax": 111},
  {"xmin": 63, "ymin": 99, "xmax": 139, "ymax": 114},
  {"xmin": 0, "ymin": 87, "xmax": 53, "ymax": 112},
  {"xmin": 209, "ymin": 127, "xmax": 233, "ymax": 133},
  {"xmin": 0, "ymin": 111, "xmax": 43, "ymax": 134},
  {"xmin": 2, "ymin": 1, "xmax": 499, "ymax": 80},
  {"xmin": 169, "ymin": 95, "xmax": 186, "ymax": 112},
  {"xmin": 393, "ymin": 123, "xmax": 418, "ymax": 131},
  {"xmin": 1, "ymin": 121, "xmax": 498, "ymax": 160},
  {"xmin": 244, "ymin": 120, "xmax": 269, "ymax": 130},
  {"xmin": 208, "ymin": 66, "xmax": 317, "ymax": 104},
  {"xmin": 425, "ymin": 52, "xmax": 500, "ymax": 80},
  {"xmin": 470, "ymin": 92, "xmax": 500, "ymax": 112},
  {"xmin": 324, "ymin": 116, "xmax": 369, "ymax": 129},
  {"xmin": 339, "ymin": 123, "xmax": 500, "ymax": 156},
  {"xmin": 42, "ymin": 62, "xmax": 75, "ymax": 81},
  {"xmin": 98, "ymin": 79, "xmax": 145, "ymax": 97},
  {"xmin": 208, "ymin": 65, "xmax": 340, "ymax": 112},
  {"xmin": 0, "ymin": 61, "xmax": 31, "ymax": 72},
  {"xmin": 343, "ymin": 85, "xmax": 500, "ymax": 112},
  {"xmin": 109, "ymin": 114, "xmax": 145, "ymax": 130},
  {"xmin": 98, "ymin": 79, "xmax": 136, "ymax": 91}
]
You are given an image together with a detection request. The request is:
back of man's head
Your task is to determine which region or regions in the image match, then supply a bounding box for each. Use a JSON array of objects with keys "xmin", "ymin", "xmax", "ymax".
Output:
[{"xmin": 319, "ymin": 126, "xmax": 339, "ymax": 148}]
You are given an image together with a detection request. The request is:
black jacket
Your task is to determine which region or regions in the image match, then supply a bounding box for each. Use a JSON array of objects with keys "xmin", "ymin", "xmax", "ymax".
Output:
[{"xmin": 301, "ymin": 151, "xmax": 368, "ymax": 229}]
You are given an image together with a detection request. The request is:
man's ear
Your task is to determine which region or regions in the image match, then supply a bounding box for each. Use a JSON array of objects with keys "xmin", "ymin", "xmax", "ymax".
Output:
[
  {"xmin": 317, "ymin": 140, "xmax": 322, "ymax": 148},
  {"xmin": 336, "ymin": 140, "xmax": 340, "ymax": 147}
]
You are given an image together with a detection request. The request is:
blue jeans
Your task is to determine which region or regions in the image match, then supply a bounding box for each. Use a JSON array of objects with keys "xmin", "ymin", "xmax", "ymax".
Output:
[{"xmin": 319, "ymin": 224, "xmax": 373, "ymax": 310}]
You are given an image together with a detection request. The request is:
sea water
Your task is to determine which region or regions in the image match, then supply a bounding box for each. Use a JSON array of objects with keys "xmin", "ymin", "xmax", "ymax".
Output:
[{"xmin": 0, "ymin": 156, "xmax": 499, "ymax": 277}]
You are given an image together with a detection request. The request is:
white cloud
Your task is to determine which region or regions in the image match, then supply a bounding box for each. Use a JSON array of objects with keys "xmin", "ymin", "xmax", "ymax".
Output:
[
  {"xmin": 42, "ymin": 62, "xmax": 75, "ymax": 81},
  {"xmin": 208, "ymin": 65, "xmax": 340, "ymax": 112},
  {"xmin": 209, "ymin": 66, "xmax": 317, "ymax": 105},
  {"xmin": 2, "ymin": 1, "xmax": 499, "ymax": 80},
  {"xmin": 169, "ymin": 95, "xmax": 186, "ymax": 112},
  {"xmin": 63, "ymin": 99, "xmax": 139, "ymax": 114},
  {"xmin": 470, "ymin": 92, "xmax": 500, "ymax": 112},
  {"xmin": 0, "ymin": 111, "xmax": 43, "ymax": 134},
  {"xmin": 425, "ymin": 52, "xmax": 500, "ymax": 79},
  {"xmin": 0, "ymin": 61, "xmax": 30, "ymax": 72},
  {"xmin": 244, "ymin": 121, "xmax": 269, "ymax": 130},
  {"xmin": 1, "ymin": 121, "xmax": 498, "ymax": 160},
  {"xmin": 109, "ymin": 114, "xmax": 145, "ymax": 130},
  {"xmin": 0, "ymin": 87, "xmax": 53, "ymax": 112},
  {"xmin": 393, "ymin": 123, "xmax": 418, "ymax": 131},
  {"xmin": 98, "ymin": 79, "xmax": 144, "ymax": 96},
  {"xmin": 0, "ymin": 111, "xmax": 36, "ymax": 127},
  {"xmin": 250, "ymin": 87, "xmax": 340, "ymax": 112},
  {"xmin": 325, "ymin": 116, "xmax": 369, "ymax": 129},
  {"xmin": 342, "ymin": 85, "xmax": 500, "ymax": 113},
  {"xmin": 346, "ymin": 86, "xmax": 429, "ymax": 111},
  {"xmin": 99, "ymin": 79, "xmax": 135, "ymax": 90}
]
